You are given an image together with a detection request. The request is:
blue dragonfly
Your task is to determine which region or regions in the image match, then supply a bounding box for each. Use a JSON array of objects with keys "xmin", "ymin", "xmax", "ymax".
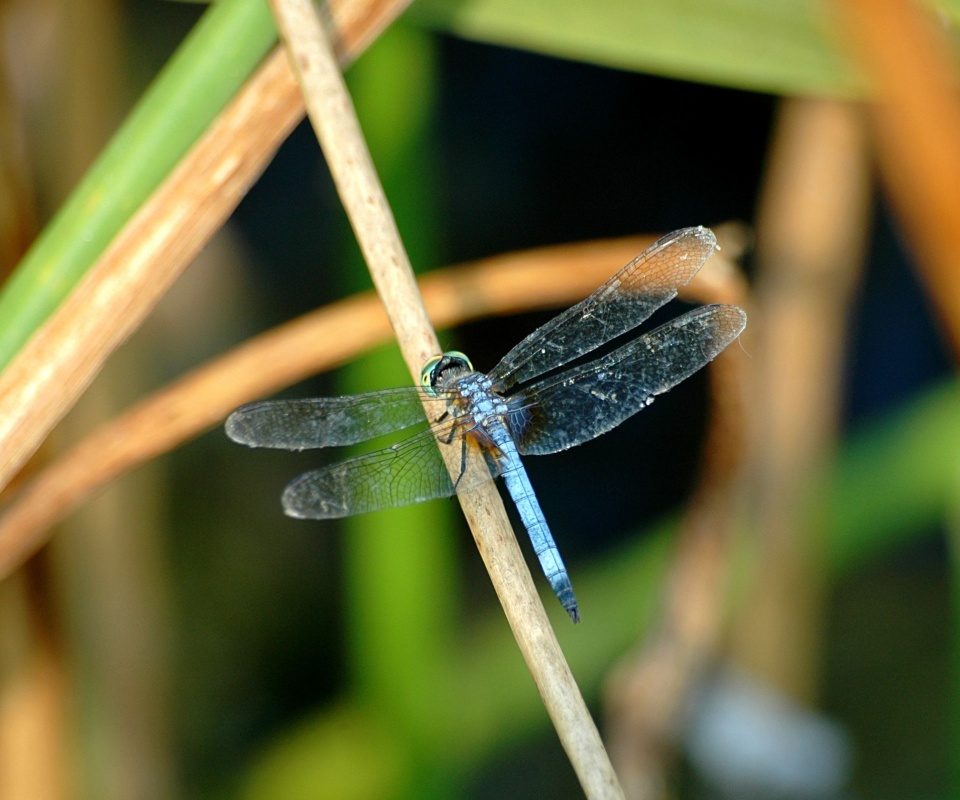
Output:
[{"xmin": 226, "ymin": 227, "xmax": 746, "ymax": 623}]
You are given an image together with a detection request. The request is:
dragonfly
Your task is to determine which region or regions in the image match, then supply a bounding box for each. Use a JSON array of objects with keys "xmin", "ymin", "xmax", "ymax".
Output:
[{"xmin": 226, "ymin": 226, "xmax": 746, "ymax": 623}]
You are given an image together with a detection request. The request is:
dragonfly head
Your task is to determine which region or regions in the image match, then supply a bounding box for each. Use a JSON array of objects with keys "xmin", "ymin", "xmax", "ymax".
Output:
[{"xmin": 420, "ymin": 351, "xmax": 473, "ymax": 396}]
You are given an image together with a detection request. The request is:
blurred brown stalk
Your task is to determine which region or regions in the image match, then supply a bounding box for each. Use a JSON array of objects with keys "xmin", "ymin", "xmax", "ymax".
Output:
[
  {"xmin": 0, "ymin": 234, "xmax": 741, "ymax": 581},
  {"xmin": 835, "ymin": 0, "xmax": 960, "ymax": 357}
]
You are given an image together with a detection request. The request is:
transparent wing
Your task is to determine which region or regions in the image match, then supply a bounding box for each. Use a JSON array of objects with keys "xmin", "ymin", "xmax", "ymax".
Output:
[
  {"xmin": 489, "ymin": 227, "xmax": 718, "ymax": 390},
  {"xmin": 281, "ymin": 423, "xmax": 503, "ymax": 519},
  {"xmin": 513, "ymin": 304, "xmax": 746, "ymax": 456},
  {"xmin": 225, "ymin": 387, "xmax": 429, "ymax": 450}
]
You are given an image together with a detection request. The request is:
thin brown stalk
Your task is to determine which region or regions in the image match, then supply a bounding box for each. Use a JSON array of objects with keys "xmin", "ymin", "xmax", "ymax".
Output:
[
  {"xmin": 0, "ymin": 593, "xmax": 69, "ymax": 800},
  {"xmin": 266, "ymin": 0, "xmax": 624, "ymax": 795},
  {"xmin": 733, "ymin": 97, "xmax": 870, "ymax": 702},
  {"xmin": 0, "ymin": 0, "xmax": 410, "ymax": 494},
  {"xmin": 0, "ymin": 235, "xmax": 740, "ymax": 584},
  {"xmin": 605, "ymin": 98, "xmax": 869, "ymax": 800},
  {"xmin": 0, "ymin": 238, "xmax": 630, "ymax": 565},
  {"xmin": 834, "ymin": 0, "xmax": 960, "ymax": 357}
]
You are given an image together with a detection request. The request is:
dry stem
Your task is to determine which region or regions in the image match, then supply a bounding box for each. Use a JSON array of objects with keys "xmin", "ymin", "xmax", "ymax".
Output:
[
  {"xmin": 266, "ymin": 0, "xmax": 624, "ymax": 795},
  {"xmin": 834, "ymin": 0, "xmax": 960, "ymax": 357},
  {"xmin": 0, "ymin": 236, "xmax": 740, "ymax": 588},
  {"xmin": 0, "ymin": 0, "xmax": 411, "ymax": 493},
  {"xmin": 0, "ymin": 237, "xmax": 695, "ymax": 568}
]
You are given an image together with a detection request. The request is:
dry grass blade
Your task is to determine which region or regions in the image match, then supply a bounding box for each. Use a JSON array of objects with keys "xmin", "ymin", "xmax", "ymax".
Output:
[
  {"xmin": 0, "ymin": 50, "xmax": 299, "ymax": 491},
  {"xmin": 0, "ymin": 0, "xmax": 411, "ymax": 495},
  {"xmin": 0, "ymin": 235, "xmax": 725, "ymax": 575},
  {"xmin": 834, "ymin": 0, "xmax": 960, "ymax": 357},
  {"xmin": 267, "ymin": 0, "xmax": 624, "ymax": 794}
]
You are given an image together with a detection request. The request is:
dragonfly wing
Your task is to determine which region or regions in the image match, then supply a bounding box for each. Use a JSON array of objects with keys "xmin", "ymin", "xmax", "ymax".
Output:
[
  {"xmin": 225, "ymin": 387, "xmax": 429, "ymax": 450},
  {"xmin": 282, "ymin": 424, "xmax": 503, "ymax": 518},
  {"xmin": 489, "ymin": 227, "xmax": 718, "ymax": 390},
  {"xmin": 514, "ymin": 304, "xmax": 746, "ymax": 456}
]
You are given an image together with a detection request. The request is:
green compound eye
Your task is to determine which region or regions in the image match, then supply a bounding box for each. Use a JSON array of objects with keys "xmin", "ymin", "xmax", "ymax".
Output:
[
  {"xmin": 420, "ymin": 354, "xmax": 443, "ymax": 396},
  {"xmin": 419, "ymin": 351, "xmax": 473, "ymax": 397}
]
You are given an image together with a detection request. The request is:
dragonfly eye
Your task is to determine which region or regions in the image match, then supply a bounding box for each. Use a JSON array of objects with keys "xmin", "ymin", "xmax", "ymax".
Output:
[{"xmin": 420, "ymin": 350, "xmax": 473, "ymax": 396}]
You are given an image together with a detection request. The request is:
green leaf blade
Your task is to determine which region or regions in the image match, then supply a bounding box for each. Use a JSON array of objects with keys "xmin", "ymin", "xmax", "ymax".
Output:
[
  {"xmin": 0, "ymin": 0, "xmax": 277, "ymax": 370},
  {"xmin": 411, "ymin": 0, "xmax": 867, "ymax": 97}
]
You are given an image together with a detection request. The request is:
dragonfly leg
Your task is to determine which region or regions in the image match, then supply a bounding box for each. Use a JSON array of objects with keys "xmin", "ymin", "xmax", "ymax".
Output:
[
  {"xmin": 452, "ymin": 435, "xmax": 469, "ymax": 491},
  {"xmin": 436, "ymin": 410, "xmax": 456, "ymax": 442}
]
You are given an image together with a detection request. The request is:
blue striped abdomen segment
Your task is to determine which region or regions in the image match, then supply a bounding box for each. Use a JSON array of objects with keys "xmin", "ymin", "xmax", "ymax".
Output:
[{"xmin": 490, "ymin": 427, "xmax": 579, "ymax": 623}]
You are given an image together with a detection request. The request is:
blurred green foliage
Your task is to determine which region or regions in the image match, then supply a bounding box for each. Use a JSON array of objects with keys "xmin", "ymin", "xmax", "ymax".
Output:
[{"xmin": 411, "ymin": 0, "xmax": 857, "ymax": 96}]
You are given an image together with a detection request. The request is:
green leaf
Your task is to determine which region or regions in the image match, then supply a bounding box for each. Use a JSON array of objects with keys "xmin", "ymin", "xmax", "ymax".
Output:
[
  {"xmin": 241, "ymin": 705, "xmax": 411, "ymax": 800},
  {"xmin": 0, "ymin": 0, "xmax": 277, "ymax": 371},
  {"xmin": 409, "ymin": 0, "xmax": 958, "ymax": 97}
]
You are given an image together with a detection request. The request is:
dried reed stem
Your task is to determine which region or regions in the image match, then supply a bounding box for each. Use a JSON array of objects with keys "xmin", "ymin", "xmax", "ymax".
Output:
[
  {"xmin": 0, "ymin": 0, "xmax": 410, "ymax": 493},
  {"xmin": 266, "ymin": 0, "xmax": 624, "ymax": 795},
  {"xmin": 0, "ymin": 237, "xmax": 695, "ymax": 571},
  {"xmin": 835, "ymin": 0, "xmax": 960, "ymax": 357}
]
